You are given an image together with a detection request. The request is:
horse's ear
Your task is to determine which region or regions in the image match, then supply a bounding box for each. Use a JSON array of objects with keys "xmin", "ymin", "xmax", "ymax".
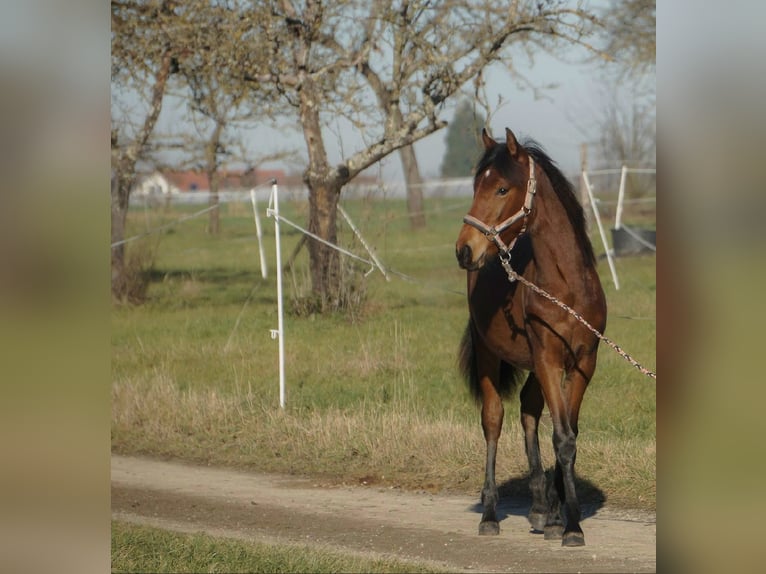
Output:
[
  {"xmin": 481, "ymin": 128, "xmax": 495, "ymax": 150},
  {"xmin": 505, "ymin": 128, "xmax": 520, "ymax": 158}
]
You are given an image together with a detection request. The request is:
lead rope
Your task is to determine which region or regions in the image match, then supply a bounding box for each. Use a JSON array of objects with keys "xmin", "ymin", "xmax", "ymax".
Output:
[{"xmin": 498, "ymin": 252, "xmax": 657, "ymax": 380}]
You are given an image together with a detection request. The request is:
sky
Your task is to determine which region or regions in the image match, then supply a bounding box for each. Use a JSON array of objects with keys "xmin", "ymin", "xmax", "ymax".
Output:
[
  {"xmin": 410, "ymin": 54, "xmax": 625, "ymax": 179},
  {"xmin": 238, "ymin": 52, "xmax": 648, "ymax": 182}
]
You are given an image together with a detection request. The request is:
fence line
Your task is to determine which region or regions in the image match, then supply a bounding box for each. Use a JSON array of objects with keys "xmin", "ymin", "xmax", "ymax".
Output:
[
  {"xmin": 268, "ymin": 209, "xmax": 464, "ymax": 297},
  {"xmin": 115, "ymin": 181, "xmax": 277, "ymax": 249},
  {"xmin": 264, "ymin": 182, "xmax": 471, "ymax": 407},
  {"xmin": 582, "ymin": 171, "xmax": 620, "ymax": 289},
  {"xmin": 130, "ymin": 177, "xmax": 476, "ymax": 206},
  {"xmin": 382, "ymin": 199, "xmax": 468, "ymax": 221},
  {"xmin": 120, "ymin": 181, "xmax": 654, "ymax": 407},
  {"xmin": 584, "ymin": 164, "xmax": 657, "ymax": 289},
  {"xmin": 270, "ymin": 212, "xmax": 379, "ymax": 269},
  {"xmin": 262, "ymin": 181, "xmax": 655, "ymax": 406},
  {"xmin": 338, "ymin": 204, "xmax": 390, "ymax": 280},
  {"xmin": 115, "ymin": 182, "xmax": 465, "ymax": 297},
  {"xmin": 594, "ymin": 197, "xmax": 656, "ymax": 206},
  {"xmin": 587, "ymin": 167, "xmax": 656, "ymax": 176},
  {"xmin": 111, "ymin": 203, "xmax": 220, "ymax": 249}
]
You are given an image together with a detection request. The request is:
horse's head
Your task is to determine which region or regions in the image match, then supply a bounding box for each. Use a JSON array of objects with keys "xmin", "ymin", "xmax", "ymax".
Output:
[{"xmin": 456, "ymin": 128, "xmax": 537, "ymax": 270}]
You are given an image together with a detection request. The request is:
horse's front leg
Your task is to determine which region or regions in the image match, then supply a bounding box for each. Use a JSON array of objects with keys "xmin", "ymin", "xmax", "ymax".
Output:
[
  {"xmin": 520, "ymin": 373, "xmax": 548, "ymax": 532},
  {"xmin": 477, "ymin": 346, "xmax": 504, "ymax": 535}
]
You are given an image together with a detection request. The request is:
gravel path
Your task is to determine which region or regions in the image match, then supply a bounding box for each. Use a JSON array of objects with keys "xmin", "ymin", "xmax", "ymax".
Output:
[{"xmin": 112, "ymin": 454, "xmax": 656, "ymax": 573}]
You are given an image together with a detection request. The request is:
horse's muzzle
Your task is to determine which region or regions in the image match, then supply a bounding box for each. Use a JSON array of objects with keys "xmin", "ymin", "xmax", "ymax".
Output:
[{"xmin": 456, "ymin": 243, "xmax": 477, "ymax": 270}]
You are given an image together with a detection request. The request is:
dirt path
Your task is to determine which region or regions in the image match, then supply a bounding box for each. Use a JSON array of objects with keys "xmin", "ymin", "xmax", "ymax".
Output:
[{"xmin": 111, "ymin": 455, "xmax": 655, "ymax": 573}]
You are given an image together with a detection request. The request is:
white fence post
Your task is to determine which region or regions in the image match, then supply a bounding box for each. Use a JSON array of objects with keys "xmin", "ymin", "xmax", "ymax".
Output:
[
  {"xmin": 266, "ymin": 180, "xmax": 286, "ymax": 409},
  {"xmin": 615, "ymin": 165, "xmax": 628, "ymax": 230},
  {"xmin": 250, "ymin": 188, "xmax": 268, "ymax": 279},
  {"xmin": 582, "ymin": 171, "xmax": 620, "ymax": 290}
]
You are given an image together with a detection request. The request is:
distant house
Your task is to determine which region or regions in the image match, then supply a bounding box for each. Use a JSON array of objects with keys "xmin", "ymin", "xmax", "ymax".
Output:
[
  {"xmin": 132, "ymin": 171, "xmax": 179, "ymax": 197},
  {"xmin": 133, "ymin": 168, "xmax": 287, "ymax": 196},
  {"xmin": 162, "ymin": 171, "xmax": 209, "ymax": 193}
]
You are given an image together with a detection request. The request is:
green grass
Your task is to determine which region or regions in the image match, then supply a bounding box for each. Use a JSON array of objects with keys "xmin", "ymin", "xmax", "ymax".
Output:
[
  {"xmin": 112, "ymin": 195, "xmax": 655, "ymax": 508},
  {"xmin": 112, "ymin": 521, "xmax": 445, "ymax": 573}
]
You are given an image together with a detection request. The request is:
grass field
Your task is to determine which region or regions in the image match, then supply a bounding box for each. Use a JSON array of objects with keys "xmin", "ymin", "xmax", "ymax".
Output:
[
  {"xmin": 112, "ymin": 194, "xmax": 655, "ymax": 511},
  {"xmin": 112, "ymin": 520, "xmax": 445, "ymax": 573}
]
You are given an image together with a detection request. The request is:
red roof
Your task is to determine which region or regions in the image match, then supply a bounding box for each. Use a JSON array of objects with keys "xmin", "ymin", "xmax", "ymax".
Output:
[
  {"xmin": 163, "ymin": 171, "xmax": 208, "ymax": 192},
  {"xmin": 162, "ymin": 168, "xmax": 287, "ymax": 192}
]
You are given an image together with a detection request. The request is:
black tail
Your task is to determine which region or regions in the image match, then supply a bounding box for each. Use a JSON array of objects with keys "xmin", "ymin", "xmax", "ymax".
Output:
[{"xmin": 458, "ymin": 322, "xmax": 522, "ymax": 403}]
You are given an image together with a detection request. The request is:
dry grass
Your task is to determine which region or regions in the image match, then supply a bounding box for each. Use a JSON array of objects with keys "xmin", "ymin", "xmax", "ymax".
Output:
[
  {"xmin": 113, "ymin": 373, "xmax": 479, "ymax": 490},
  {"xmin": 112, "ymin": 242, "xmax": 158, "ymax": 304},
  {"xmin": 112, "ymin": 371, "xmax": 654, "ymax": 508}
]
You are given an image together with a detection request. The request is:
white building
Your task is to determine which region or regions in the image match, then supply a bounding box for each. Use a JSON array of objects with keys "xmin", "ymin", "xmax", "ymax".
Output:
[{"xmin": 132, "ymin": 171, "xmax": 181, "ymax": 197}]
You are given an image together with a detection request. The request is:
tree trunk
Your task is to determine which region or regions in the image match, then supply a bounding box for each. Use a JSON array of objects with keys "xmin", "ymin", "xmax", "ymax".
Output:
[
  {"xmin": 298, "ymin": 73, "xmax": 347, "ymax": 307},
  {"xmin": 307, "ymin": 178, "xmax": 342, "ymax": 309},
  {"xmin": 206, "ymin": 121, "xmax": 223, "ymax": 235},
  {"xmin": 110, "ymin": 48, "xmax": 171, "ymax": 298},
  {"xmin": 207, "ymin": 169, "xmax": 220, "ymax": 235},
  {"xmin": 111, "ymin": 171, "xmax": 131, "ymax": 298},
  {"xmin": 399, "ymin": 143, "xmax": 426, "ymax": 229}
]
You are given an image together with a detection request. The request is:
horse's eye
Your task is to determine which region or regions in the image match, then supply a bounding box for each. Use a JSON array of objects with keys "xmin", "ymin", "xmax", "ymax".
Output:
[{"xmin": 497, "ymin": 187, "xmax": 509, "ymax": 196}]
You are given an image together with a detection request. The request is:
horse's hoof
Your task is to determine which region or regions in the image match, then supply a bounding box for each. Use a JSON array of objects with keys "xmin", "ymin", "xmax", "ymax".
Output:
[
  {"xmin": 543, "ymin": 524, "xmax": 564, "ymax": 540},
  {"xmin": 528, "ymin": 512, "xmax": 547, "ymax": 532},
  {"xmin": 479, "ymin": 521, "xmax": 500, "ymax": 536},
  {"xmin": 562, "ymin": 531, "xmax": 585, "ymax": 547}
]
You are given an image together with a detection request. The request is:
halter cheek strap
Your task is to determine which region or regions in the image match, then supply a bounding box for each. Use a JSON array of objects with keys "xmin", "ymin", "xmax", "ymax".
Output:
[{"xmin": 462, "ymin": 157, "xmax": 537, "ymax": 254}]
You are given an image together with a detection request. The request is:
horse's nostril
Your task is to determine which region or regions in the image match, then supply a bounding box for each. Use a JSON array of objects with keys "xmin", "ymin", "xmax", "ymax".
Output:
[{"xmin": 457, "ymin": 244, "xmax": 472, "ymax": 268}]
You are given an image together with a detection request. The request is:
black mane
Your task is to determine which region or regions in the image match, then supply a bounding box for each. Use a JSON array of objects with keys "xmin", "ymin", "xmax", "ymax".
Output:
[{"xmin": 474, "ymin": 137, "xmax": 596, "ymax": 267}]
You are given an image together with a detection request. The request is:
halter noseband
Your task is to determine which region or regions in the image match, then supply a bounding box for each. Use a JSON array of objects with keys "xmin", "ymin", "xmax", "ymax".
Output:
[{"xmin": 462, "ymin": 156, "xmax": 537, "ymax": 254}]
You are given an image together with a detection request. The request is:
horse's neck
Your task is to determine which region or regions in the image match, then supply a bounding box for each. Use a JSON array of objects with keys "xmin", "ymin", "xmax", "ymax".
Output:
[{"xmin": 528, "ymin": 189, "xmax": 588, "ymax": 286}]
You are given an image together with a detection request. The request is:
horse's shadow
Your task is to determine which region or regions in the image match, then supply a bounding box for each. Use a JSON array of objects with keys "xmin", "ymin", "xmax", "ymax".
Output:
[{"xmin": 468, "ymin": 472, "xmax": 606, "ymax": 525}]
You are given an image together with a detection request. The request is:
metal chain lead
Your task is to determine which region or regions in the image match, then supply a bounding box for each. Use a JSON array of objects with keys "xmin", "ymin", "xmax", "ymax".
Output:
[{"xmin": 499, "ymin": 253, "xmax": 657, "ymax": 380}]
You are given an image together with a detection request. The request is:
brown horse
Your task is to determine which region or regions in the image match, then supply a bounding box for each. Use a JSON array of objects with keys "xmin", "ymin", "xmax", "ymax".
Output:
[{"xmin": 455, "ymin": 128, "xmax": 606, "ymax": 547}]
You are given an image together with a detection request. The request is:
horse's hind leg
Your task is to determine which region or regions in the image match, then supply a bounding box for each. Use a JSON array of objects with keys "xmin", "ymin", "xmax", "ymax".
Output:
[
  {"xmin": 476, "ymin": 341, "xmax": 504, "ymax": 535},
  {"xmin": 520, "ymin": 373, "xmax": 548, "ymax": 532}
]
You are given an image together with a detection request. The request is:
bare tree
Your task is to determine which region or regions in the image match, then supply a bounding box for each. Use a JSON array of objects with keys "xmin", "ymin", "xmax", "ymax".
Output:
[
  {"xmin": 113, "ymin": 1, "xmax": 604, "ymax": 309},
  {"xmin": 178, "ymin": 13, "xmax": 252, "ymax": 236},
  {"xmin": 602, "ymin": 0, "xmax": 655, "ymax": 75},
  {"xmin": 111, "ymin": 0, "xmax": 178, "ymax": 299},
  {"xmin": 597, "ymin": 91, "xmax": 655, "ymax": 169},
  {"xmin": 566, "ymin": 0, "xmax": 654, "ymax": 220},
  {"xmin": 238, "ymin": 0, "xmax": 603, "ymax": 308}
]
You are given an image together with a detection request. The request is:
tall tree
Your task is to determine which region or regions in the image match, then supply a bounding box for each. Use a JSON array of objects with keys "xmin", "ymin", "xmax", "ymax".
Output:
[
  {"xmin": 440, "ymin": 100, "xmax": 486, "ymax": 178},
  {"xmin": 595, "ymin": 0, "xmax": 656, "ymax": 165},
  {"xmin": 111, "ymin": 0, "xmax": 178, "ymax": 299},
  {"xmin": 178, "ymin": 5, "xmax": 254, "ymax": 236},
  {"xmin": 603, "ymin": 0, "xmax": 655, "ymax": 75},
  {"xmin": 596, "ymin": 91, "xmax": 655, "ymax": 169}
]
